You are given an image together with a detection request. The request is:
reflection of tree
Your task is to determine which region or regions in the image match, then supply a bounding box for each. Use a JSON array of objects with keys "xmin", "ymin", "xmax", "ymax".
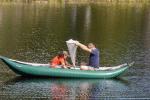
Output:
[
  {"xmin": 71, "ymin": 5, "xmax": 77, "ymax": 33},
  {"xmin": 143, "ymin": 6, "xmax": 150, "ymax": 67},
  {"xmin": 84, "ymin": 5, "xmax": 91, "ymax": 33},
  {"xmin": 0, "ymin": 1, "xmax": 149, "ymax": 69},
  {"xmin": 83, "ymin": 5, "xmax": 91, "ymax": 41},
  {"xmin": 0, "ymin": 6, "xmax": 3, "ymax": 46}
]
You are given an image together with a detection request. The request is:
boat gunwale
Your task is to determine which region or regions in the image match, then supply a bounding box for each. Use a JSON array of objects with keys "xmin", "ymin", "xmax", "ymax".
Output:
[
  {"xmin": 0, "ymin": 56, "xmax": 129, "ymax": 72},
  {"xmin": 5, "ymin": 57, "xmax": 129, "ymax": 71}
]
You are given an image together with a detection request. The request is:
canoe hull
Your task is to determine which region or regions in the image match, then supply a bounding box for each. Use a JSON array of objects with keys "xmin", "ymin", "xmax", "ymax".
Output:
[{"xmin": 0, "ymin": 56, "xmax": 129, "ymax": 78}]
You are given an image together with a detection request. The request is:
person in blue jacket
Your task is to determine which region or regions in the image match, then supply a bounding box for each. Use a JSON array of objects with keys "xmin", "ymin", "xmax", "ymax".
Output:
[{"xmin": 75, "ymin": 41, "xmax": 100, "ymax": 69}]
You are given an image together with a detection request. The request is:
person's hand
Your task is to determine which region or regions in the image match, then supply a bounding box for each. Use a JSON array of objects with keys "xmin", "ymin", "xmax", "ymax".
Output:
[
  {"xmin": 75, "ymin": 41, "xmax": 80, "ymax": 46},
  {"xmin": 62, "ymin": 66, "xmax": 67, "ymax": 69}
]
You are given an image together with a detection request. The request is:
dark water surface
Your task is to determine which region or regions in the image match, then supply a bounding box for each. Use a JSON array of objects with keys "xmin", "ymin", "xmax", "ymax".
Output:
[{"xmin": 0, "ymin": 2, "xmax": 150, "ymax": 99}]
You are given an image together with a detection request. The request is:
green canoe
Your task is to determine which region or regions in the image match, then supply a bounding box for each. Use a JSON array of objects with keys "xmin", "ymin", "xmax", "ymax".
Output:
[{"xmin": 0, "ymin": 56, "xmax": 131, "ymax": 78}]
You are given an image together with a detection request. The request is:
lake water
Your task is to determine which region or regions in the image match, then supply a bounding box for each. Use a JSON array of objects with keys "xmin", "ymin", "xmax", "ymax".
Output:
[{"xmin": 0, "ymin": 1, "xmax": 150, "ymax": 99}]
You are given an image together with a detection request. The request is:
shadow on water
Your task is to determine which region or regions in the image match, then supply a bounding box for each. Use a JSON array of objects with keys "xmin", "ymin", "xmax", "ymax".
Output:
[{"xmin": 0, "ymin": 76, "xmax": 130, "ymax": 99}]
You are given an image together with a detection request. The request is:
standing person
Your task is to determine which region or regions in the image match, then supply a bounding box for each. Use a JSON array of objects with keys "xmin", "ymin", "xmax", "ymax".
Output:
[
  {"xmin": 75, "ymin": 41, "xmax": 100, "ymax": 69},
  {"xmin": 50, "ymin": 51, "xmax": 71, "ymax": 68}
]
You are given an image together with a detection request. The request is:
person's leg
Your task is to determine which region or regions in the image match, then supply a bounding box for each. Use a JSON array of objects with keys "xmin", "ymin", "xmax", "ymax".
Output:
[
  {"xmin": 80, "ymin": 66, "xmax": 89, "ymax": 70},
  {"xmin": 88, "ymin": 67, "xmax": 95, "ymax": 70},
  {"xmin": 80, "ymin": 61, "xmax": 90, "ymax": 70}
]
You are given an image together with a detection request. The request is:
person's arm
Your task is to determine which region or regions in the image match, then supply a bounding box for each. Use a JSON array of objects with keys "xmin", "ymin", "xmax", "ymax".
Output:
[
  {"xmin": 65, "ymin": 61, "xmax": 70, "ymax": 66},
  {"xmin": 75, "ymin": 41, "xmax": 92, "ymax": 53},
  {"xmin": 65, "ymin": 61, "xmax": 72, "ymax": 67},
  {"xmin": 60, "ymin": 59, "xmax": 67, "ymax": 68}
]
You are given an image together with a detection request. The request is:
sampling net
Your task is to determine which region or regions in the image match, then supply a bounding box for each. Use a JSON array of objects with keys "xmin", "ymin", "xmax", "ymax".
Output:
[{"xmin": 66, "ymin": 39, "xmax": 77, "ymax": 66}]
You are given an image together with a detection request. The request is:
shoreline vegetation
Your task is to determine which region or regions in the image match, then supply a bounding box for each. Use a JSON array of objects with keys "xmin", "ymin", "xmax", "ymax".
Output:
[
  {"xmin": 0, "ymin": 0, "xmax": 149, "ymax": 8},
  {"xmin": 0, "ymin": 0, "xmax": 150, "ymax": 4}
]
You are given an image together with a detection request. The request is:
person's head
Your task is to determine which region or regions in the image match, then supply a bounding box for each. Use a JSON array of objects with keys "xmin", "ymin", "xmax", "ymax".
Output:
[
  {"xmin": 58, "ymin": 51, "xmax": 69, "ymax": 59},
  {"xmin": 63, "ymin": 51, "xmax": 69, "ymax": 59},
  {"xmin": 87, "ymin": 43, "xmax": 95, "ymax": 49}
]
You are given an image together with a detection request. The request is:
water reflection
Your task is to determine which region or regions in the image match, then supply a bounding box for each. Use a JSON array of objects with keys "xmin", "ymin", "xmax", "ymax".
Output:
[
  {"xmin": 0, "ymin": 77, "xmax": 129, "ymax": 99},
  {"xmin": 0, "ymin": 2, "xmax": 149, "ymax": 65},
  {"xmin": 71, "ymin": 5, "xmax": 77, "ymax": 34}
]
